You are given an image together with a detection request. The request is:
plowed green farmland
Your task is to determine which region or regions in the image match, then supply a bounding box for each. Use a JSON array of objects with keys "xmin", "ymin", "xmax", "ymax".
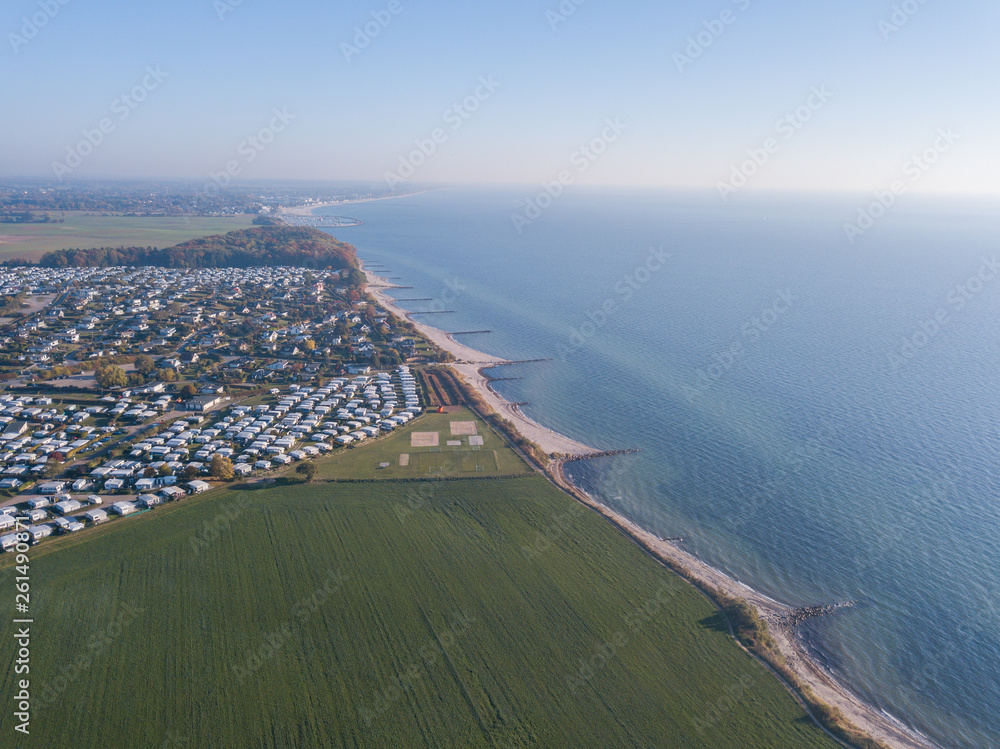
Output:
[{"xmin": 0, "ymin": 477, "xmax": 838, "ymax": 748}]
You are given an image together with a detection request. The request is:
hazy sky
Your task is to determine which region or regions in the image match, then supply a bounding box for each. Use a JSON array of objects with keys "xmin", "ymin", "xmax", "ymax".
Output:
[{"xmin": 2, "ymin": 0, "xmax": 997, "ymax": 194}]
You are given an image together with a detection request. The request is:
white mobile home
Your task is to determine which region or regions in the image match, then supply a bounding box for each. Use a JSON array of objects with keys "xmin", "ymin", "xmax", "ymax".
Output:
[
  {"xmin": 83, "ymin": 509, "xmax": 108, "ymax": 524},
  {"xmin": 110, "ymin": 501, "xmax": 137, "ymax": 516},
  {"xmin": 52, "ymin": 499, "xmax": 83, "ymax": 515},
  {"xmin": 28, "ymin": 524, "xmax": 53, "ymax": 542}
]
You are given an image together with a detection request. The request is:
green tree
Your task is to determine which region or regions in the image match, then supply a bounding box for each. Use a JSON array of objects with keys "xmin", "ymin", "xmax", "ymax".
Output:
[
  {"xmin": 134, "ymin": 354, "xmax": 156, "ymax": 375},
  {"xmin": 295, "ymin": 462, "xmax": 316, "ymax": 483},
  {"xmin": 210, "ymin": 454, "xmax": 235, "ymax": 481},
  {"xmin": 180, "ymin": 383, "xmax": 197, "ymax": 399}
]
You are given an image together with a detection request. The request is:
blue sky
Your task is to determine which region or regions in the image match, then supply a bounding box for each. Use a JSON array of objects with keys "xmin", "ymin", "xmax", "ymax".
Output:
[{"xmin": 1, "ymin": 0, "xmax": 997, "ymax": 194}]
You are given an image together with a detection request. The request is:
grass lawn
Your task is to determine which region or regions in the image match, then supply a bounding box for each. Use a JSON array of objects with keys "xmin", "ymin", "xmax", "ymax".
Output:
[
  {"xmin": 0, "ymin": 214, "xmax": 254, "ymax": 260},
  {"xmin": 315, "ymin": 406, "xmax": 532, "ymax": 480},
  {"xmin": 0, "ymin": 477, "xmax": 838, "ymax": 749}
]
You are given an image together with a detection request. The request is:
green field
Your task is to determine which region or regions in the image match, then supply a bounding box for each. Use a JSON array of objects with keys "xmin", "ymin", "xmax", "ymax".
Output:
[
  {"xmin": 0, "ymin": 474, "xmax": 838, "ymax": 748},
  {"xmin": 0, "ymin": 213, "xmax": 254, "ymax": 260},
  {"xmin": 315, "ymin": 407, "xmax": 533, "ymax": 480}
]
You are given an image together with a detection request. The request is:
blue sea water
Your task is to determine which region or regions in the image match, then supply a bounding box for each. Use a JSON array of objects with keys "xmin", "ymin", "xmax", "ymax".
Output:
[{"xmin": 323, "ymin": 186, "xmax": 1000, "ymax": 749}]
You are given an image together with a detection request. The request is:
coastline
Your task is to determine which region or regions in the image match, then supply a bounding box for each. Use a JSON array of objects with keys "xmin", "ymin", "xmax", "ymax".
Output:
[
  {"xmin": 362, "ymin": 264, "xmax": 940, "ymax": 749},
  {"xmin": 281, "ymin": 189, "xmax": 432, "ymax": 217},
  {"xmin": 366, "ymin": 271, "xmax": 594, "ymax": 457}
]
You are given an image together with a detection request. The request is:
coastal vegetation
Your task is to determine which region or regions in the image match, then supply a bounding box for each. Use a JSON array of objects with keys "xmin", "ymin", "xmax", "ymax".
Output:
[{"xmin": 37, "ymin": 226, "xmax": 358, "ymax": 270}]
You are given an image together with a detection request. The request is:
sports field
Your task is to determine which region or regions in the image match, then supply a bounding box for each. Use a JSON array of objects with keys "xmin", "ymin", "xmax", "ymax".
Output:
[
  {"xmin": 0, "ymin": 476, "xmax": 838, "ymax": 748},
  {"xmin": 0, "ymin": 213, "xmax": 254, "ymax": 260},
  {"xmin": 315, "ymin": 406, "xmax": 533, "ymax": 480}
]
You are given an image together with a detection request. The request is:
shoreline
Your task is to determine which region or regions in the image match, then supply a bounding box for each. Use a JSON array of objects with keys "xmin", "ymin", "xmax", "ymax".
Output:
[
  {"xmin": 280, "ymin": 189, "xmax": 432, "ymax": 217},
  {"xmin": 365, "ymin": 271, "xmax": 594, "ymax": 457},
  {"xmin": 361, "ymin": 263, "xmax": 940, "ymax": 749}
]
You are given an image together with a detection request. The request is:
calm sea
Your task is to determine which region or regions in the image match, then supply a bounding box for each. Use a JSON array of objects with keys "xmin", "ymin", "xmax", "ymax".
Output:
[{"xmin": 324, "ymin": 186, "xmax": 1000, "ymax": 749}]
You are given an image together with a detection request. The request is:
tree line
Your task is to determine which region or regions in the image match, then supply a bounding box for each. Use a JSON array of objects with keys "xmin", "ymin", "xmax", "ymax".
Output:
[{"xmin": 33, "ymin": 226, "xmax": 359, "ymax": 270}]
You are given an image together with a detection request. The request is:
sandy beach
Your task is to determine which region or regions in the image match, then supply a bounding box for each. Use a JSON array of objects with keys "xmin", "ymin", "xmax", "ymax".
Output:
[
  {"xmin": 363, "ymin": 264, "xmax": 940, "ymax": 749},
  {"xmin": 366, "ymin": 271, "xmax": 595, "ymax": 457},
  {"xmin": 548, "ymin": 460, "xmax": 939, "ymax": 749}
]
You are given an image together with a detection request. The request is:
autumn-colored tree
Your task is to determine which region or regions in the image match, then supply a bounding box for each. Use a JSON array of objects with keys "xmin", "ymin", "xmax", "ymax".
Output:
[
  {"xmin": 95, "ymin": 363, "xmax": 128, "ymax": 390},
  {"xmin": 209, "ymin": 454, "xmax": 235, "ymax": 481}
]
